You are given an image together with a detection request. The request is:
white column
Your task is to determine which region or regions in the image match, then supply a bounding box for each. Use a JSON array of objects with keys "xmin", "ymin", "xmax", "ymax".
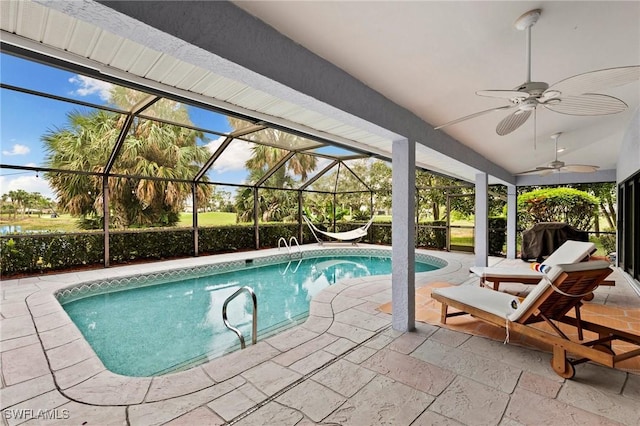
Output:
[
  {"xmin": 475, "ymin": 173, "xmax": 488, "ymax": 267},
  {"xmin": 392, "ymin": 138, "xmax": 415, "ymax": 332},
  {"xmin": 506, "ymin": 184, "xmax": 517, "ymax": 259}
]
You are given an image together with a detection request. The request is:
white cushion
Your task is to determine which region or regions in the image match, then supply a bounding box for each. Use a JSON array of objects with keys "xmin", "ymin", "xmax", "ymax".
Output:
[
  {"xmin": 540, "ymin": 240, "xmax": 595, "ymax": 265},
  {"xmin": 470, "ymin": 240, "xmax": 595, "ymax": 280},
  {"xmin": 507, "ymin": 260, "xmax": 611, "ymax": 322},
  {"xmin": 432, "ymin": 286, "xmax": 520, "ymax": 319}
]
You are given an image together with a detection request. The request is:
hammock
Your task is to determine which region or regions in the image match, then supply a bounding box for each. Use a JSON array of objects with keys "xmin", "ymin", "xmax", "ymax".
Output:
[{"xmin": 303, "ymin": 215, "xmax": 374, "ymax": 244}]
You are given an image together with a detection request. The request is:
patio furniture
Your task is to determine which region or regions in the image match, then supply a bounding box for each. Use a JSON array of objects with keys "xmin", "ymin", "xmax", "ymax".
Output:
[
  {"xmin": 431, "ymin": 261, "xmax": 640, "ymax": 378},
  {"xmin": 303, "ymin": 215, "xmax": 374, "ymax": 244},
  {"xmin": 470, "ymin": 240, "xmax": 597, "ymax": 291},
  {"xmin": 521, "ymin": 222, "xmax": 589, "ymax": 261}
]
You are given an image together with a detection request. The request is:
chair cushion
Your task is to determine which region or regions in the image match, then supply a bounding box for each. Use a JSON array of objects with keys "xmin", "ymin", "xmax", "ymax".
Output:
[{"xmin": 432, "ymin": 285, "xmax": 520, "ymax": 319}]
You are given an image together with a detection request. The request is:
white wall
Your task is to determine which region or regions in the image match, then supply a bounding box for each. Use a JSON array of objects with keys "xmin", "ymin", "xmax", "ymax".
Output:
[{"xmin": 618, "ymin": 107, "xmax": 640, "ymax": 183}]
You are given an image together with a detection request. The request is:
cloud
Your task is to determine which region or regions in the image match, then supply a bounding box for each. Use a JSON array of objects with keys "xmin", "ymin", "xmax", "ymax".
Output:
[
  {"xmin": 2, "ymin": 144, "xmax": 30, "ymax": 156},
  {"xmin": 0, "ymin": 174, "xmax": 56, "ymax": 199},
  {"xmin": 68, "ymin": 75, "xmax": 113, "ymax": 101},
  {"xmin": 206, "ymin": 137, "xmax": 255, "ymax": 174}
]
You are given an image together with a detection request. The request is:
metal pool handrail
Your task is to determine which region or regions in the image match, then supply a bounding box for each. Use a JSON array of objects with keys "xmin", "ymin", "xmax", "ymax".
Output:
[
  {"xmin": 277, "ymin": 236, "xmax": 302, "ymax": 258},
  {"xmin": 222, "ymin": 286, "xmax": 257, "ymax": 349}
]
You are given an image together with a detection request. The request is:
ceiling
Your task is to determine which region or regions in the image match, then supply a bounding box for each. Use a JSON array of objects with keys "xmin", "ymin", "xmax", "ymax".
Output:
[
  {"xmin": 1, "ymin": 1, "xmax": 638, "ymax": 185},
  {"xmin": 234, "ymin": 1, "xmax": 640, "ymax": 177}
]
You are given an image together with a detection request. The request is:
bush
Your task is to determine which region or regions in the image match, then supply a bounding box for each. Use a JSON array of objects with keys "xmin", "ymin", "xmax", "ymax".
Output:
[
  {"xmin": 598, "ymin": 228, "xmax": 617, "ymax": 254},
  {"xmin": 488, "ymin": 216, "xmax": 507, "ymax": 256},
  {"xmin": 1, "ymin": 234, "xmax": 104, "ymax": 276},
  {"xmin": 518, "ymin": 188, "xmax": 598, "ymax": 231}
]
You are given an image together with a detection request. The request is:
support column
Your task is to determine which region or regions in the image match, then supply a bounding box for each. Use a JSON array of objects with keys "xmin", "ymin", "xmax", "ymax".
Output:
[
  {"xmin": 506, "ymin": 184, "xmax": 517, "ymax": 259},
  {"xmin": 103, "ymin": 177, "xmax": 110, "ymax": 267},
  {"xmin": 392, "ymin": 138, "xmax": 415, "ymax": 332},
  {"xmin": 192, "ymin": 183, "xmax": 199, "ymax": 257},
  {"xmin": 475, "ymin": 173, "xmax": 488, "ymax": 267}
]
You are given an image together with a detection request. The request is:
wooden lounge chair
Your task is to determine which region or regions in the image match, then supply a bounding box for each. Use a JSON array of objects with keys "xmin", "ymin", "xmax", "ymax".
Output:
[
  {"xmin": 431, "ymin": 261, "xmax": 640, "ymax": 378},
  {"xmin": 303, "ymin": 215, "xmax": 374, "ymax": 244},
  {"xmin": 469, "ymin": 240, "xmax": 598, "ymax": 291}
]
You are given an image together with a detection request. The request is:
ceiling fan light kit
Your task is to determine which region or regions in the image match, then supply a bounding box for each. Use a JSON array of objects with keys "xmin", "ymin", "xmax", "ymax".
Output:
[{"xmin": 434, "ymin": 9, "xmax": 639, "ymax": 135}]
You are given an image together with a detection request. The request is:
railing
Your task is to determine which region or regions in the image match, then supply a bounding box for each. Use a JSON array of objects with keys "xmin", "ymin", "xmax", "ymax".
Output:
[
  {"xmin": 277, "ymin": 236, "xmax": 302, "ymax": 258},
  {"xmin": 222, "ymin": 286, "xmax": 257, "ymax": 349}
]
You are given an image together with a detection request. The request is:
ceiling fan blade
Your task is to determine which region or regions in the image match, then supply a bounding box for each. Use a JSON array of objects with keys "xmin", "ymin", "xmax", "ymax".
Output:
[
  {"xmin": 543, "ymin": 93, "xmax": 627, "ymax": 115},
  {"xmin": 434, "ymin": 104, "xmax": 514, "ymax": 130},
  {"xmin": 546, "ymin": 66, "xmax": 640, "ymax": 97},
  {"xmin": 476, "ymin": 90, "xmax": 530, "ymax": 100},
  {"xmin": 517, "ymin": 167, "xmax": 553, "ymax": 175},
  {"xmin": 496, "ymin": 109, "xmax": 531, "ymax": 135},
  {"xmin": 562, "ymin": 164, "xmax": 600, "ymax": 173}
]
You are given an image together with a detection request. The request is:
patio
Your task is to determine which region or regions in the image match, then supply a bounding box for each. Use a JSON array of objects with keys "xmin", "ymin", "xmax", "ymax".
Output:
[{"xmin": 1, "ymin": 247, "xmax": 638, "ymax": 425}]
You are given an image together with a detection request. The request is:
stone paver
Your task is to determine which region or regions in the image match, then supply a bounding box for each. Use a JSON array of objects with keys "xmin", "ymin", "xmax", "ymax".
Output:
[
  {"xmin": 506, "ymin": 388, "xmax": 621, "ymax": 425},
  {"xmin": 276, "ymin": 379, "xmax": 346, "ymax": 422},
  {"xmin": 128, "ymin": 378, "xmax": 243, "ymax": 426},
  {"xmin": 161, "ymin": 406, "xmax": 224, "ymax": 426},
  {"xmin": 557, "ymin": 378, "xmax": 640, "ymax": 424},
  {"xmin": 324, "ymin": 375, "xmax": 434, "ymax": 425},
  {"xmin": 62, "ymin": 371, "xmax": 152, "ymax": 405},
  {"xmin": 241, "ymin": 361, "xmax": 302, "ymax": 395},
  {"xmin": 516, "ymin": 371, "xmax": 562, "ymax": 399},
  {"xmin": 207, "ymin": 383, "xmax": 265, "ymax": 421},
  {"xmin": 145, "ymin": 367, "xmax": 215, "ymax": 402},
  {"xmin": 1, "ymin": 343, "xmax": 50, "ymax": 386},
  {"xmin": 311, "ymin": 359, "xmax": 377, "ymax": 397},
  {"xmin": 362, "ymin": 348, "xmax": 455, "ymax": 396},
  {"xmin": 430, "ymin": 376, "xmax": 510, "ymax": 425},
  {"xmin": 0, "ymin": 374, "xmax": 56, "ymax": 410},
  {"xmin": 412, "ymin": 339, "xmax": 522, "ymax": 393},
  {"xmin": 233, "ymin": 401, "xmax": 304, "ymax": 426}
]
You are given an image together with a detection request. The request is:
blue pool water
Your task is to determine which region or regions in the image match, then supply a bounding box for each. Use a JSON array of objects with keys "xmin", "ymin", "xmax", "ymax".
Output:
[{"xmin": 61, "ymin": 254, "xmax": 441, "ymax": 376}]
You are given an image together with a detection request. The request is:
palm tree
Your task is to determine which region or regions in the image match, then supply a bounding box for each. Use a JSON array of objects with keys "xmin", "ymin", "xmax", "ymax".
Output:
[
  {"xmin": 228, "ymin": 118, "xmax": 317, "ymax": 223},
  {"xmin": 44, "ymin": 88, "xmax": 212, "ymax": 228}
]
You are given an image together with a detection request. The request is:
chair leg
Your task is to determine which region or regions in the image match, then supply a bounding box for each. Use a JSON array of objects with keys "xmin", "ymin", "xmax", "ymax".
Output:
[
  {"xmin": 440, "ymin": 303, "xmax": 448, "ymax": 324},
  {"xmin": 574, "ymin": 306, "xmax": 584, "ymax": 341}
]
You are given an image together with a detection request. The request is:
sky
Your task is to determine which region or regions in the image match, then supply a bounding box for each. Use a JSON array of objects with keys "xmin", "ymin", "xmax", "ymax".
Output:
[{"xmin": 0, "ymin": 52, "xmax": 258, "ymax": 200}]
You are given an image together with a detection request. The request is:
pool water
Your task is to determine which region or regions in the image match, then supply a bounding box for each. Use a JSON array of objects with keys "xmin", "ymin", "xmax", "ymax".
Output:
[{"xmin": 62, "ymin": 255, "xmax": 439, "ymax": 376}]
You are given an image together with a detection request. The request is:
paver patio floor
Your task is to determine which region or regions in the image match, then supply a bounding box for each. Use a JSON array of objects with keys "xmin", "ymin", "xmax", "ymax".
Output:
[{"xmin": 1, "ymin": 247, "xmax": 639, "ymax": 425}]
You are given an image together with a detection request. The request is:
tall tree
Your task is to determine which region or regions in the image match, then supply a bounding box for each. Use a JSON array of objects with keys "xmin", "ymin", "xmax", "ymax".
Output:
[
  {"xmin": 44, "ymin": 88, "xmax": 212, "ymax": 228},
  {"xmin": 229, "ymin": 118, "xmax": 317, "ymax": 222}
]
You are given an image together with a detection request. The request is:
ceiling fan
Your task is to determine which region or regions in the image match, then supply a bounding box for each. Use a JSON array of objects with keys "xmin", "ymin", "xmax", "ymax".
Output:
[
  {"xmin": 517, "ymin": 132, "xmax": 599, "ymax": 175},
  {"xmin": 435, "ymin": 9, "xmax": 640, "ymax": 136}
]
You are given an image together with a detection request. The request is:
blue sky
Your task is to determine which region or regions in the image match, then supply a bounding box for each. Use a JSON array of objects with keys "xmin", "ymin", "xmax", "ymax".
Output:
[{"xmin": 0, "ymin": 53, "xmax": 258, "ymax": 199}]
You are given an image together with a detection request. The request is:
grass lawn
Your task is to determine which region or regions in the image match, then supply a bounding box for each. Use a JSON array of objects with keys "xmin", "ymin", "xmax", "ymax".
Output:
[
  {"xmin": 0, "ymin": 214, "xmax": 80, "ymax": 232},
  {"xmin": 178, "ymin": 212, "xmax": 237, "ymax": 227}
]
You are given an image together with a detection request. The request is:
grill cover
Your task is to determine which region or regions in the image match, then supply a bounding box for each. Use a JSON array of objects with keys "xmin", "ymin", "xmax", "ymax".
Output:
[{"xmin": 521, "ymin": 222, "xmax": 589, "ymax": 261}]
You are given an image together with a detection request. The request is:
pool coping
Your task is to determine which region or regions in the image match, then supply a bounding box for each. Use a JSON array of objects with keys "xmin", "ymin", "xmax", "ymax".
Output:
[{"xmin": 4, "ymin": 244, "xmax": 464, "ymax": 407}]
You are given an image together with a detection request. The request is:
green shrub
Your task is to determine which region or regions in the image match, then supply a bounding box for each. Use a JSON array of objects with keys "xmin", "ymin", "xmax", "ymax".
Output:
[
  {"xmin": 488, "ymin": 216, "xmax": 507, "ymax": 255},
  {"xmin": 518, "ymin": 187, "xmax": 598, "ymax": 231},
  {"xmin": 109, "ymin": 229, "xmax": 193, "ymax": 263},
  {"xmin": 598, "ymin": 228, "xmax": 617, "ymax": 254},
  {"xmin": 1, "ymin": 234, "xmax": 104, "ymax": 276}
]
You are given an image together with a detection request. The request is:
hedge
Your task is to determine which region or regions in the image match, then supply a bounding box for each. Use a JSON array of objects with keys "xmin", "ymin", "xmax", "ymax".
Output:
[{"xmin": 1, "ymin": 220, "xmax": 495, "ymax": 276}]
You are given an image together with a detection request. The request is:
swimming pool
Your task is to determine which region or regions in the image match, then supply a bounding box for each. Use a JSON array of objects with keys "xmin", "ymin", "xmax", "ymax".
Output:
[{"xmin": 58, "ymin": 249, "xmax": 445, "ymax": 376}]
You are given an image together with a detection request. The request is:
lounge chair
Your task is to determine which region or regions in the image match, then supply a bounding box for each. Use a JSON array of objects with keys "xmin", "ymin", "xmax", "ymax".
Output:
[
  {"xmin": 432, "ymin": 261, "xmax": 640, "ymax": 378},
  {"xmin": 303, "ymin": 215, "xmax": 374, "ymax": 244},
  {"xmin": 470, "ymin": 240, "xmax": 596, "ymax": 291}
]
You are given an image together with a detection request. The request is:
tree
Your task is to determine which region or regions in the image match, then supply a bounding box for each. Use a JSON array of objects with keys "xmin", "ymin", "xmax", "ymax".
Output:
[
  {"xmin": 570, "ymin": 182, "xmax": 616, "ymax": 233},
  {"xmin": 44, "ymin": 88, "xmax": 212, "ymax": 228},
  {"xmin": 230, "ymin": 118, "xmax": 317, "ymax": 223}
]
